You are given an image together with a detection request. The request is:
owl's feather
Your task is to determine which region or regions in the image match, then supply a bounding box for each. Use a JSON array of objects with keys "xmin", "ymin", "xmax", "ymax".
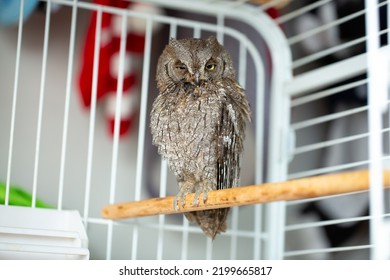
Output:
[{"xmin": 150, "ymin": 37, "xmax": 251, "ymax": 239}]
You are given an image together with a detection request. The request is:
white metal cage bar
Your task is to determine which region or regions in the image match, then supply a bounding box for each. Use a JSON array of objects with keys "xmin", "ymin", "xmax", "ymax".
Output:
[
  {"xmin": 5, "ymin": 0, "xmax": 25, "ymax": 207},
  {"xmin": 83, "ymin": 6, "xmax": 103, "ymax": 229},
  {"xmin": 365, "ymin": 0, "xmax": 387, "ymax": 260},
  {"xmin": 57, "ymin": 0, "xmax": 79, "ymax": 211},
  {"xmin": 32, "ymin": 0, "xmax": 52, "ymax": 209}
]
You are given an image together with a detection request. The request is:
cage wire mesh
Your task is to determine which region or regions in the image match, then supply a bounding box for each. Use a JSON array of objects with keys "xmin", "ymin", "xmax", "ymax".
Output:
[
  {"xmin": 0, "ymin": 0, "xmax": 389, "ymax": 260},
  {"xmin": 283, "ymin": 0, "xmax": 390, "ymax": 259}
]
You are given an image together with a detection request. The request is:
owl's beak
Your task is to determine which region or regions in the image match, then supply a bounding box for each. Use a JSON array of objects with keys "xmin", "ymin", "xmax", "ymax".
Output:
[
  {"xmin": 187, "ymin": 72, "xmax": 204, "ymax": 88},
  {"xmin": 194, "ymin": 72, "xmax": 200, "ymax": 86},
  {"xmin": 193, "ymin": 72, "xmax": 206, "ymax": 87}
]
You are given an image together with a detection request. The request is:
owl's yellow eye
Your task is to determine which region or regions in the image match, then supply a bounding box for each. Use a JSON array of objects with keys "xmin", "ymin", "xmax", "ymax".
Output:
[{"xmin": 206, "ymin": 64, "xmax": 216, "ymax": 71}]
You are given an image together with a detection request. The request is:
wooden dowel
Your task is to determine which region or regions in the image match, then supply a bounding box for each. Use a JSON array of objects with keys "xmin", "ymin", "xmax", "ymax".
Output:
[
  {"xmin": 102, "ymin": 169, "xmax": 390, "ymax": 220},
  {"xmin": 249, "ymin": 0, "xmax": 291, "ymax": 9}
]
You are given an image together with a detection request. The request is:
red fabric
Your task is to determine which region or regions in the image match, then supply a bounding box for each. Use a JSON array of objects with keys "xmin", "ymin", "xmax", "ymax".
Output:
[
  {"xmin": 78, "ymin": 0, "xmax": 144, "ymax": 137},
  {"xmin": 108, "ymin": 117, "xmax": 134, "ymax": 137},
  {"xmin": 266, "ymin": 7, "xmax": 279, "ymax": 20}
]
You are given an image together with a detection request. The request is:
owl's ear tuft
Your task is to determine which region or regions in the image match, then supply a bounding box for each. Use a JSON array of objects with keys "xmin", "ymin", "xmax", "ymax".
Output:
[
  {"xmin": 207, "ymin": 36, "xmax": 219, "ymax": 45},
  {"xmin": 169, "ymin": 38, "xmax": 181, "ymax": 49}
]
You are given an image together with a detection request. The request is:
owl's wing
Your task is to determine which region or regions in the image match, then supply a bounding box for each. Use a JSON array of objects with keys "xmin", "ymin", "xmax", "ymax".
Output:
[{"xmin": 216, "ymin": 84, "xmax": 250, "ymax": 192}]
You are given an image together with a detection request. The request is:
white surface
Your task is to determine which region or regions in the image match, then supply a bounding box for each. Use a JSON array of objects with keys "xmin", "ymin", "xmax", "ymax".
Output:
[{"xmin": 0, "ymin": 205, "xmax": 89, "ymax": 259}]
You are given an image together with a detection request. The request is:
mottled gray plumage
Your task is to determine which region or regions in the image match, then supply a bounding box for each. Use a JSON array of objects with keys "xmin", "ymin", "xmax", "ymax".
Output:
[{"xmin": 150, "ymin": 36, "xmax": 251, "ymax": 239}]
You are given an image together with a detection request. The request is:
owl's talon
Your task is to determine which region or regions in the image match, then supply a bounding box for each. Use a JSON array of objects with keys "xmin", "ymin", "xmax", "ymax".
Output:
[
  {"xmin": 203, "ymin": 189, "xmax": 208, "ymax": 203},
  {"xmin": 193, "ymin": 188, "xmax": 210, "ymax": 206},
  {"xmin": 174, "ymin": 190, "xmax": 190, "ymax": 211},
  {"xmin": 173, "ymin": 196, "xmax": 180, "ymax": 211},
  {"xmin": 193, "ymin": 191, "xmax": 200, "ymax": 206},
  {"xmin": 180, "ymin": 192, "xmax": 188, "ymax": 206}
]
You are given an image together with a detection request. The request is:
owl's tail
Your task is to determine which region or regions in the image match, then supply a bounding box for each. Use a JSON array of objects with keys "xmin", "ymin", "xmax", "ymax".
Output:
[{"xmin": 185, "ymin": 208, "xmax": 229, "ymax": 239}]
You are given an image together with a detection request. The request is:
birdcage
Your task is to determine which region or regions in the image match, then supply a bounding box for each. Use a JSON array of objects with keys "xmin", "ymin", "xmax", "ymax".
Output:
[{"xmin": 0, "ymin": 0, "xmax": 389, "ymax": 260}]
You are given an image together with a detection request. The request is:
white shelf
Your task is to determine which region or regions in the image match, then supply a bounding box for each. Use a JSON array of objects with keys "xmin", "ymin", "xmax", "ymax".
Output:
[{"xmin": 0, "ymin": 205, "xmax": 89, "ymax": 260}]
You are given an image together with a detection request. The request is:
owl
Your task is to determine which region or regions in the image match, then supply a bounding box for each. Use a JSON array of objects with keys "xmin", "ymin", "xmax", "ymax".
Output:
[{"xmin": 150, "ymin": 36, "xmax": 251, "ymax": 239}]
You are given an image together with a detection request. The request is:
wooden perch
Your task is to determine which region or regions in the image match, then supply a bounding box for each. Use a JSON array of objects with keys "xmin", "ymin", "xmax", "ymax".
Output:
[
  {"xmin": 249, "ymin": 0, "xmax": 291, "ymax": 9},
  {"xmin": 102, "ymin": 169, "xmax": 390, "ymax": 220}
]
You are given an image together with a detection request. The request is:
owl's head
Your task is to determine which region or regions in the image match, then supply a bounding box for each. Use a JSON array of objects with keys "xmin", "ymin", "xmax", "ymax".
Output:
[{"xmin": 156, "ymin": 36, "xmax": 235, "ymax": 93}]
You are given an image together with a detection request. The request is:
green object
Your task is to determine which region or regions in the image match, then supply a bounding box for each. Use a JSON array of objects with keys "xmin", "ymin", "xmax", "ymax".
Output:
[{"xmin": 0, "ymin": 182, "xmax": 53, "ymax": 208}]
